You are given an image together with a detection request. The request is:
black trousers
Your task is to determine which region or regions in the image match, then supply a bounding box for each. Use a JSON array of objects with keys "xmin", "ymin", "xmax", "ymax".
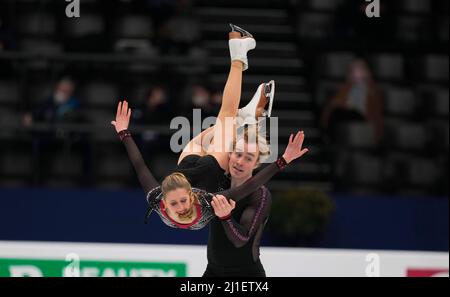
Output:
[{"xmin": 202, "ymin": 260, "xmax": 266, "ymax": 277}]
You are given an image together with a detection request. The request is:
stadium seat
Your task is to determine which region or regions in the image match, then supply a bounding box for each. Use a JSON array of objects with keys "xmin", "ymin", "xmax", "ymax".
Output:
[
  {"xmin": 370, "ymin": 54, "xmax": 404, "ymax": 81},
  {"xmin": 396, "ymin": 16, "xmax": 432, "ymax": 43},
  {"xmin": 297, "ymin": 12, "xmax": 333, "ymax": 40},
  {"xmin": 49, "ymin": 152, "xmax": 83, "ymax": 177},
  {"xmin": 383, "ymin": 86, "xmax": 416, "ymax": 117},
  {"xmin": 407, "ymin": 157, "xmax": 438, "ymax": 187},
  {"xmin": 345, "ymin": 153, "xmax": 383, "ymax": 186},
  {"xmin": 94, "ymin": 148, "xmax": 132, "ymax": 180},
  {"xmin": 385, "ymin": 121, "xmax": 427, "ymax": 151},
  {"xmin": 308, "ymin": 0, "xmax": 343, "ymax": 11},
  {"xmin": 423, "ymin": 55, "xmax": 449, "ymax": 82},
  {"xmin": 18, "ymin": 13, "xmax": 56, "ymax": 37},
  {"xmin": 336, "ymin": 122, "xmax": 376, "ymax": 149},
  {"xmin": 80, "ymin": 81, "xmax": 120, "ymax": 109},
  {"xmin": 114, "ymin": 15, "xmax": 153, "ymax": 39},
  {"xmin": 321, "ymin": 52, "xmax": 355, "ymax": 78},
  {"xmin": 0, "ymin": 80, "xmax": 20, "ymax": 107},
  {"xmin": 1, "ymin": 150, "xmax": 33, "ymax": 177},
  {"xmin": 64, "ymin": 14, "xmax": 105, "ymax": 37},
  {"xmin": 399, "ymin": 0, "xmax": 431, "ymax": 14},
  {"xmin": 166, "ymin": 16, "xmax": 201, "ymax": 44}
]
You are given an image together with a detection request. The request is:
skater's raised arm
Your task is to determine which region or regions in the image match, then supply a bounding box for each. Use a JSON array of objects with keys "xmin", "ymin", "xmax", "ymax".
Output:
[
  {"xmin": 111, "ymin": 100, "xmax": 159, "ymax": 194},
  {"xmin": 216, "ymin": 131, "xmax": 309, "ymax": 202}
]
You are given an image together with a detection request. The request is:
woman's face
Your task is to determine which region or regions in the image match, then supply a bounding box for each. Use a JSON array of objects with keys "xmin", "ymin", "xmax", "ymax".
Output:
[
  {"xmin": 350, "ymin": 61, "xmax": 370, "ymax": 83},
  {"xmin": 228, "ymin": 139, "xmax": 259, "ymax": 179},
  {"xmin": 54, "ymin": 80, "xmax": 75, "ymax": 103},
  {"xmin": 163, "ymin": 188, "xmax": 194, "ymax": 220},
  {"xmin": 147, "ymin": 87, "xmax": 166, "ymax": 107}
]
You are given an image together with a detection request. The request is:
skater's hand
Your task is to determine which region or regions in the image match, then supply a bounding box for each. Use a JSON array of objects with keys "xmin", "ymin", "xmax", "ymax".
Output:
[
  {"xmin": 111, "ymin": 100, "xmax": 131, "ymax": 133},
  {"xmin": 282, "ymin": 131, "xmax": 309, "ymax": 163},
  {"xmin": 211, "ymin": 195, "xmax": 236, "ymax": 218}
]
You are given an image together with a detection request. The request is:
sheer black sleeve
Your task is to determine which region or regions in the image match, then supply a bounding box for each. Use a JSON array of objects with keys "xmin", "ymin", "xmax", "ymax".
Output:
[
  {"xmin": 215, "ymin": 156, "xmax": 287, "ymax": 202},
  {"xmin": 119, "ymin": 129, "xmax": 159, "ymax": 194},
  {"xmin": 220, "ymin": 186, "xmax": 272, "ymax": 248}
]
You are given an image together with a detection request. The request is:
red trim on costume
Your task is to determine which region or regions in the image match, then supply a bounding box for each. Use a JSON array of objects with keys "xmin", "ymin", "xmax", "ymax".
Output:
[
  {"xmin": 118, "ymin": 129, "xmax": 132, "ymax": 141},
  {"xmin": 276, "ymin": 156, "xmax": 288, "ymax": 170}
]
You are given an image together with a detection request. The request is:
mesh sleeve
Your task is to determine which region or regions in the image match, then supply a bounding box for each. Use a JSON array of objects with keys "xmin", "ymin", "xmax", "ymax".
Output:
[
  {"xmin": 120, "ymin": 130, "xmax": 160, "ymax": 194},
  {"xmin": 215, "ymin": 156, "xmax": 287, "ymax": 202},
  {"xmin": 220, "ymin": 187, "xmax": 272, "ymax": 248}
]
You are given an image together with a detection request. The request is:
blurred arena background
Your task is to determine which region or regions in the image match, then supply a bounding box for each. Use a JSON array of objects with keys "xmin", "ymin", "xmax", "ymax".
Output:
[{"xmin": 0, "ymin": 0, "xmax": 448, "ymax": 277}]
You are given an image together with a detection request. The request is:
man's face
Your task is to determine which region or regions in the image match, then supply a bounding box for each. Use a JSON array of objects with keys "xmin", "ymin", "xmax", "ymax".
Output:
[
  {"xmin": 350, "ymin": 63, "xmax": 369, "ymax": 83},
  {"xmin": 228, "ymin": 139, "xmax": 259, "ymax": 179},
  {"xmin": 54, "ymin": 80, "xmax": 75, "ymax": 103}
]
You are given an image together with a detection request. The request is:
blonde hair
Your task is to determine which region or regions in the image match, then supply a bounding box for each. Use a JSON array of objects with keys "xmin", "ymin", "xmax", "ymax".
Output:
[
  {"xmin": 161, "ymin": 172, "xmax": 192, "ymax": 196},
  {"xmin": 161, "ymin": 172, "xmax": 198, "ymax": 219},
  {"xmin": 233, "ymin": 125, "xmax": 270, "ymax": 167}
]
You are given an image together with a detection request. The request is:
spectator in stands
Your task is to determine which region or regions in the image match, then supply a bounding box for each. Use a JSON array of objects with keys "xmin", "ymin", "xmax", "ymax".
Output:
[
  {"xmin": 23, "ymin": 77, "xmax": 82, "ymax": 125},
  {"xmin": 320, "ymin": 58, "xmax": 384, "ymax": 143},
  {"xmin": 134, "ymin": 84, "xmax": 172, "ymax": 125},
  {"xmin": 191, "ymin": 84, "xmax": 211, "ymax": 109},
  {"xmin": 145, "ymin": 0, "xmax": 180, "ymax": 55},
  {"xmin": 144, "ymin": 0, "xmax": 179, "ymax": 33},
  {"xmin": 132, "ymin": 84, "xmax": 173, "ymax": 165},
  {"xmin": 177, "ymin": 83, "xmax": 211, "ymax": 119},
  {"xmin": 22, "ymin": 77, "xmax": 91, "ymax": 186}
]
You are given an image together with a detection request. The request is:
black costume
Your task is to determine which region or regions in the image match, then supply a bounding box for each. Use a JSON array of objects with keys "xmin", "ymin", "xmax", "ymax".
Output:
[
  {"xmin": 118, "ymin": 129, "xmax": 287, "ymax": 230},
  {"xmin": 119, "ymin": 129, "xmax": 290, "ymax": 277}
]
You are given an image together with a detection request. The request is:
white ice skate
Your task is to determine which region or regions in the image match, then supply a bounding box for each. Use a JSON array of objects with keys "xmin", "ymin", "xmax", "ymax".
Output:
[
  {"xmin": 228, "ymin": 23, "xmax": 256, "ymax": 71},
  {"xmin": 237, "ymin": 80, "xmax": 275, "ymax": 126}
]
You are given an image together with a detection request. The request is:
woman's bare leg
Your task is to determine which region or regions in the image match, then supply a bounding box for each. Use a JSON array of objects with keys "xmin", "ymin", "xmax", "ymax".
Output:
[
  {"xmin": 178, "ymin": 57, "xmax": 244, "ymax": 165},
  {"xmin": 207, "ymin": 60, "xmax": 245, "ymax": 169},
  {"xmin": 177, "ymin": 126, "xmax": 215, "ymax": 164},
  {"xmin": 178, "ymin": 28, "xmax": 255, "ymax": 168}
]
